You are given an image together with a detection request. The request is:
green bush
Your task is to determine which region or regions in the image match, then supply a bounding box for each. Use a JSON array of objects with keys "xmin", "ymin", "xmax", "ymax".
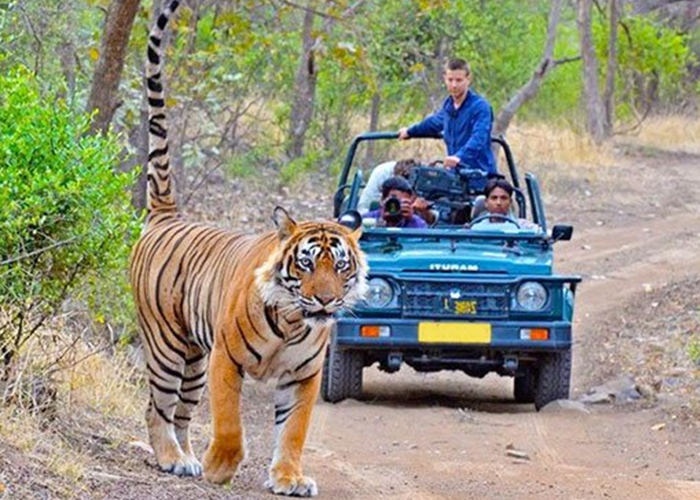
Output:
[{"xmin": 0, "ymin": 67, "xmax": 140, "ymax": 372}]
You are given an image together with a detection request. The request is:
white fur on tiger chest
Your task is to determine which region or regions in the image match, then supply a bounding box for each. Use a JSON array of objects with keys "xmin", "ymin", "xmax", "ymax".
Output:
[{"xmin": 250, "ymin": 320, "xmax": 332, "ymax": 382}]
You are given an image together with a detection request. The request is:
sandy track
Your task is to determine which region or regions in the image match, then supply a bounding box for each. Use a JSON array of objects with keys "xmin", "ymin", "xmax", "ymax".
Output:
[
  {"xmin": 8, "ymin": 150, "xmax": 700, "ymax": 500},
  {"xmin": 300, "ymin": 153, "xmax": 700, "ymax": 500}
]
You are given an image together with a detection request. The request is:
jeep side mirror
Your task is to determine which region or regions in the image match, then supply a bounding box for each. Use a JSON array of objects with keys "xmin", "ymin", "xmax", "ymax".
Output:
[
  {"xmin": 551, "ymin": 224, "xmax": 573, "ymax": 242},
  {"xmin": 338, "ymin": 210, "xmax": 362, "ymax": 230}
]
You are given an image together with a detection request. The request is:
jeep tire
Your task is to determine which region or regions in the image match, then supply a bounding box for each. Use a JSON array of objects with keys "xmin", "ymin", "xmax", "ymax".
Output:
[
  {"xmin": 321, "ymin": 345, "xmax": 364, "ymax": 403},
  {"xmin": 513, "ymin": 366, "xmax": 537, "ymax": 404},
  {"xmin": 534, "ymin": 350, "xmax": 572, "ymax": 411}
]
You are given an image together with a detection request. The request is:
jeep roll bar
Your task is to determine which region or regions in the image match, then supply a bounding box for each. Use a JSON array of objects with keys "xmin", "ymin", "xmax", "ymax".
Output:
[{"xmin": 334, "ymin": 131, "xmax": 530, "ymax": 220}]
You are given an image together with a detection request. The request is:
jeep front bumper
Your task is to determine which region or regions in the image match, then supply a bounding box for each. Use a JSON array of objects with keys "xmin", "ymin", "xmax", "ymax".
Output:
[{"xmin": 335, "ymin": 318, "xmax": 572, "ymax": 351}]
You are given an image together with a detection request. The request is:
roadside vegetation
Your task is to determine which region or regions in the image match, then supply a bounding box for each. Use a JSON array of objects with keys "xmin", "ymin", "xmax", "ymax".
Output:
[{"xmin": 1, "ymin": 1, "xmax": 699, "ymax": 497}]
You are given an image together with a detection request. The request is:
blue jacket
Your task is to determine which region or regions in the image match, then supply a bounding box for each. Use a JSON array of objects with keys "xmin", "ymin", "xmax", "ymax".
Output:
[{"xmin": 407, "ymin": 90, "xmax": 497, "ymax": 175}]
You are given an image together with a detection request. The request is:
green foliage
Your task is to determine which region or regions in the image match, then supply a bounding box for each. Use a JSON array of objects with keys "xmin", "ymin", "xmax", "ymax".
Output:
[
  {"xmin": 612, "ymin": 13, "xmax": 694, "ymax": 110},
  {"xmin": 689, "ymin": 338, "xmax": 700, "ymax": 365},
  {"xmin": 0, "ymin": 0, "xmax": 103, "ymax": 106},
  {"xmin": 280, "ymin": 151, "xmax": 324, "ymax": 186},
  {"xmin": 226, "ymin": 146, "xmax": 268, "ymax": 179},
  {"xmin": 0, "ymin": 68, "xmax": 140, "ymax": 361}
]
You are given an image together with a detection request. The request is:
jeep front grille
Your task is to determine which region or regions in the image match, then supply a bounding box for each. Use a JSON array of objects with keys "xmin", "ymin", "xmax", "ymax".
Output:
[{"xmin": 402, "ymin": 281, "xmax": 510, "ymax": 319}]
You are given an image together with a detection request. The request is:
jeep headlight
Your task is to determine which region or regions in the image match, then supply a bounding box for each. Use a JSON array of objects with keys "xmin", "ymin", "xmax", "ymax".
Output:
[
  {"xmin": 516, "ymin": 281, "xmax": 548, "ymax": 311},
  {"xmin": 364, "ymin": 278, "xmax": 394, "ymax": 308}
]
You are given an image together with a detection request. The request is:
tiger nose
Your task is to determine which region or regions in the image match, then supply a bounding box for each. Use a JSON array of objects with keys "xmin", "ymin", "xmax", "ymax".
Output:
[{"xmin": 315, "ymin": 293, "xmax": 335, "ymax": 306}]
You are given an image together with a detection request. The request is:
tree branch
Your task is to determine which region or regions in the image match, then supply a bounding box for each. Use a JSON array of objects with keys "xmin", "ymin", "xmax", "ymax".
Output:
[
  {"xmin": 553, "ymin": 55, "xmax": 582, "ymax": 66},
  {"xmin": 493, "ymin": 0, "xmax": 564, "ymax": 136},
  {"xmin": 275, "ymin": 0, "xmax": 344, "ymax": 20},
  {"xmin": 0, "ymin": 237, "xmax": 79, "ymax": 266}
]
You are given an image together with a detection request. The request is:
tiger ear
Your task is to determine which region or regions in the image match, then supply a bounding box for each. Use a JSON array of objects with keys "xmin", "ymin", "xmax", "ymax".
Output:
[{"xmin": 273, "ymin": 206, "xmax": 297, "ymax": 241}]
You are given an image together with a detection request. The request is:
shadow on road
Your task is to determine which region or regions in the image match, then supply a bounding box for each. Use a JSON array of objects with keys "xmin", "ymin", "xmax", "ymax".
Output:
[{"xmin": 345, "ymin": 368, "xmax": 535, "ymax": 414}]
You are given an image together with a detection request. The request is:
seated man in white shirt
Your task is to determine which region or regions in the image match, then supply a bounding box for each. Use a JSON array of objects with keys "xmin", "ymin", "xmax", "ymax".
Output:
[
  {"xmin": 358, "ymin": 159, "xmax": 437, "ymax": 225},
  {"xmin": 358, "ymin": 159, "xmax": 417, "ymax": 213}
]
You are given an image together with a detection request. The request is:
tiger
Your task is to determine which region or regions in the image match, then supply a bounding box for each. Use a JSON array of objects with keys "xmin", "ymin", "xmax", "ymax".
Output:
[{"xmin": 129, "ymin": 1, "xmax": 367, "ymax": 497}]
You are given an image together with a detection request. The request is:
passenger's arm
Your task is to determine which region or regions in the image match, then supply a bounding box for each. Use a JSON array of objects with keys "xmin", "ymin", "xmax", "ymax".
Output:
[
  {"xmin": 407, "ymin": 106, "xmax": 446, "ymax": 138},
  {"xmin": 413, "ymin": 197, "xmax": 436, "ymax": 225}
]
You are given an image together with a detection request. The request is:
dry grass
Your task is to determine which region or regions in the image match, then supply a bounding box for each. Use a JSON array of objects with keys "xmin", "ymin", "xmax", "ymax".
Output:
[
  {"xmin": 0, "ymin": 319, "xmax": 146, "ymax": 494},
  {"xmin": 62, "ymin": 344, "xmax": 143, "ymax": 420},
  {"xmin": 503, "ymin": 124, "xmax": 616, "ymax": 210},
  {"xmin": 619, "ymin": 115, "xmax": 700, "ymax": 154},
  {"xmin": 505, "ymin": 122, "xmax": 616, "ymax": 170},
  {"xmin": 0, "ymin": 406, "xmax": 90, "ymax": 486}
]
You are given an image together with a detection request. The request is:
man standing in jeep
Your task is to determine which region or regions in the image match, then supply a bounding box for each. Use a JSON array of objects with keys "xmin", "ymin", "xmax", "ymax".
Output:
[{"xmin": 398, "ymin": 58, "xmax": 497, "ymax": 176}]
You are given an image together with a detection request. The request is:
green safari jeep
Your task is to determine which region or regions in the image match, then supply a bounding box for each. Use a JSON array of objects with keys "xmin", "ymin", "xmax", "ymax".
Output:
[{"xmin": 322, "ymin": 132, "xmax": 581, "ymax": 410}]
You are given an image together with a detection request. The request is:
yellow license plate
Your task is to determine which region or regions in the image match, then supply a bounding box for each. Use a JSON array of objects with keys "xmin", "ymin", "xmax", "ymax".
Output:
[{"xmin": 418, "ymin": 322, "xmax": 492, "ymax": 344}]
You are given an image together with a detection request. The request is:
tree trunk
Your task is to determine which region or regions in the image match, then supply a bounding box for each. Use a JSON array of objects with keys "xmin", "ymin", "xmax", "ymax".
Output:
[
  {"xmin": 364, "ymin": 91, "xmax": 381, "ymax": 167},
  {"xmin": 86, "ymin": 0, "xmax": 141, "ymax": 135},
  {"xmin": 59, "ymin": 42, "xmax": 76, "ymax": 104},
  {"xmin": 493, "ymin": 0, "xmax": 564, "ymax": 136},
  {"xmin": 603, "ymin": 0, "xmax": 619, "ymax": 136},
  {"xmin": 286, "ymin": 4, "xmax": 318, "ymax": 160},
  {"xmin": 577, "ymin": 0, "xmax": 606, "ymax": 144},
  {"xmin": 285, "ymin": 1, "xmax": 363, "ymax": 160},
  {"xmin": 129, "ymin": 93, "xmax": 150, "ymax": 211}
]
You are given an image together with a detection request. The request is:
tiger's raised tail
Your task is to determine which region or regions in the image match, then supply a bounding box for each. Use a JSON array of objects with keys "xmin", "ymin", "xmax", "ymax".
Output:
[{"xmin": 145, "ymin": 0, "xmax": 182, "ymax": 220}]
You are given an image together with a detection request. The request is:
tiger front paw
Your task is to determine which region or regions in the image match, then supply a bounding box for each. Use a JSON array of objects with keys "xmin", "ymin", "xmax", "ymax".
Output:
[
  {"xmin": 265, "ymin": 471, "xmax": 318, "ymax": 497},
  {"xmin": 202, "ymin": 442, "xmax": 244, "ymax": 484}
]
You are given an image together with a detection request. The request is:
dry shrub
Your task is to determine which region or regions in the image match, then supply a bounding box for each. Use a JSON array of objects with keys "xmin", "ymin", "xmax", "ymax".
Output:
[
  {"xmin": 61, "ymin": 342, "xmax": 143, "ymax": 421},
  {"xmin": 619, "ymin": 115, "xmax": 700, "ymax": 154},
  {"xmin": 3, "ymin": 318, "xmax": 143, "ymax": 421},
  {"xmin": 0, "ymin": 316, "xmax": 145, "ymax": 491},
  {"xmin": 0, "ymin": 407, "xmax": 90, "ymax": 485}
]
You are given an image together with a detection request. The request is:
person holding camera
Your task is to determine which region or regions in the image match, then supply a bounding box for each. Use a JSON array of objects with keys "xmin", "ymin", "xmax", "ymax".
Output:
[
  {"xmin": 358, "ymin": 158, "xmax": 437, "ymax": 225},
  {"xmin": 358, "ymin": 158, "xmax": 418, "ymax": 213},
  {"xmin": 362, "ymin": 176, "xmax": 428, "ymax": 229},
  {"xmin": 397, "ymin": 57, "xmax": 497, "ymax": 176}
]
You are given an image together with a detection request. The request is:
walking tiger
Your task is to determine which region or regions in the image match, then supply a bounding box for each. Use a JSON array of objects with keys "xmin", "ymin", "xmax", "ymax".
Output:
[{"xmin": 129, "ymin": 1, "xmax": 368, "ymax": 496}]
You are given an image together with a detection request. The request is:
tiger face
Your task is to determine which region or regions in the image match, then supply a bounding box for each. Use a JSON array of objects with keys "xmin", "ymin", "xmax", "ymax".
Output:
[{"xmin": 256, "ymin": 208, "xmax": 367, "ymax": 323}]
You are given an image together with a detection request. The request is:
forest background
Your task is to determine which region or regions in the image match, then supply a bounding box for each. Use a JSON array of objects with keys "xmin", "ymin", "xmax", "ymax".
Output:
[{"xmin": 1, "ymin": 0, "xmax": 700, "ymax": 491}]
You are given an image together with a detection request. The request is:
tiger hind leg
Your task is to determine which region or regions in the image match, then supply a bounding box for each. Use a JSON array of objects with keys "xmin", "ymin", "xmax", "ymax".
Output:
[
  {"xmin": 141, "ymin": 323, "xmax": 197, "ymax": 476},
  {"xmin": 172, "ymin": 347, "xmax": 208, "ymax": 477}
]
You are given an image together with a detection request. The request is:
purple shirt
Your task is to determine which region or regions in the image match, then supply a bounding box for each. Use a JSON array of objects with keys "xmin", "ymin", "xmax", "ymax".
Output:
[{"xmin": 363, "ymin": 209, "xmax": 428, "ymax": 229}]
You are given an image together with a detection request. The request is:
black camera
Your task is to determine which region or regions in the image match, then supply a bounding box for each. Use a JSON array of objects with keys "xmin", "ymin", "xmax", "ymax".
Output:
[{"xmin": 383, "ymin": 196, "xmax": 402, "ymax": 220}]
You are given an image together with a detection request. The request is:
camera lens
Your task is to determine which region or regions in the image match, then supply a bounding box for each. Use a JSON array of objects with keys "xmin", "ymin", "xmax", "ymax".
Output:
[{"xmin": 384, "ymin": 196, "xmax": 402, "ymax": 217}]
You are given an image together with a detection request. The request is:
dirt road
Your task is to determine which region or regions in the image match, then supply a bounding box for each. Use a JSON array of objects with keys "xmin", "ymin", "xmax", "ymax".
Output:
[
  {"xmin": 99, "ymin": 149, "xmax": 700, "ymax": 500},
  {"xmin": 297, "ymin": 150, "xmax": 700, "ymax": 500},
  {"xmin": 5, "ymin": 149, "xmax": 700, "ymax": 500}
]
